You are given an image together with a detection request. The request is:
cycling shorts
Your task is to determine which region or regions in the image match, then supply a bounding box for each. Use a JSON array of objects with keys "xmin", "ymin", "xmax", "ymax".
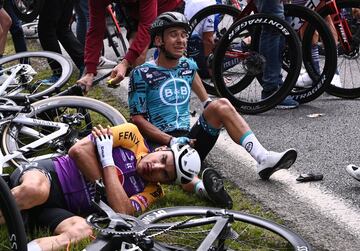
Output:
[
  {"xmin": 148, "ymin": 114, "xmax": 220, "ymax": 162},
  {"xmin": 10, "ymin": 159, "xmax": 75, "ymax": 233}
]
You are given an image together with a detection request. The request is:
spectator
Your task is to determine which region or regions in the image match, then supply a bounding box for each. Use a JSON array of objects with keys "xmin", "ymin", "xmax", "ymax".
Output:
[
  {"xmin": 77, "ymin": 0, "xmax": 184, "ymax": 92},
  {"xmin": 255, "ymin": 0, "xmax": 299, "ymax": 109},
  {"xmin": 38, "ymin": 0, "xmax": 84, "ymax": 84}
]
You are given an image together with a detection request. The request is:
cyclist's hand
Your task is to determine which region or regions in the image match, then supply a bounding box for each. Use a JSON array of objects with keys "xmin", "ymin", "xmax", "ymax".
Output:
[
  {"xmin": 109, "ymin": 60, "xmax": 129, "ymax": 86},
  {"xmin": 77, "ymin": 73, "xmax": 94, "ymax": 95},
  {"xmin": 92, "ymin": 125, "xmax": 114, "ymax": 168}
]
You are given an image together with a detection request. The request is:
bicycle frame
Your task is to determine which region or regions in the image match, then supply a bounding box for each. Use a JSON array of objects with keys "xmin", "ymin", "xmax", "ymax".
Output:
[{"xmin": 0, "ymin": 104, "xmax": 69, "ymax": 173}]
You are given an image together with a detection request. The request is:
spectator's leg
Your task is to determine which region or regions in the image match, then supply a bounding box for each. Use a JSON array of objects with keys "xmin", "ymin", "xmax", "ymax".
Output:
[
  {"xmin": 74, "ymin": 0, "xmax": 89, "ymax": 46},
  {"xmin": 57, "ymin": 0, "xmax": 84, "ymax": 70},
  {"xmin": 4, "ymin": 0, "xmax": 27, "ymax": 53},
  {"xmin": 0, "ymin": 8, "xmax": 12, "ymax": 56}
]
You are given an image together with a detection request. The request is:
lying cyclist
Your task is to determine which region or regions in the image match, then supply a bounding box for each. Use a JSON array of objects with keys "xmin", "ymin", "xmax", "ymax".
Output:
[
  {"xmin": 2, "ymin": 123, "xmax": 201, "ymax": 251},
  {"xmin": 129, "ymin": 12, "xmax": 298, "ymax": 209}
]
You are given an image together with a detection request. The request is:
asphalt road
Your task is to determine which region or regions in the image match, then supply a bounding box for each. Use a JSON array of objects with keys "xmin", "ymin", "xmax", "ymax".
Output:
[{"xmin": 104, "ymin": 77, "xmax": 360, "ymax": 251}]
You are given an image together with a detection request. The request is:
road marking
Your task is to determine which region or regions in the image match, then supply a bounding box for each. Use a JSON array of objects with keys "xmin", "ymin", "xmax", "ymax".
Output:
[{"xmin": 215, "ymin": 129, "xmax": 360, "ymax": 237}]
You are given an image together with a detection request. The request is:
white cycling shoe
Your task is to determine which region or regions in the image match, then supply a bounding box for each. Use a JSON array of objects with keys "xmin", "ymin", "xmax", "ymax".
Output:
[
  {"xmin": 295, "ymin": 71, "xmax": 313, "ymax": 88},
  {"xmin": 257, "ymin": 149, "xmax": 297, "ymax": 180},
  {"xmin": 346, "ymin": 164, "xmax": 360, "ymax": 181}
]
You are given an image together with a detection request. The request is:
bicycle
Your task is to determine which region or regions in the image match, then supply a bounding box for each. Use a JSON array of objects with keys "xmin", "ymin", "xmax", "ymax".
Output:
[
  {"xmin": 84, "ymin": 184, "xmax": 313, "ymax": 250},
  {"xmin": 187, "ymin": 1, "xmax": 336, "ymax": 114},
  {"xmin": 0, "ymin": 174, "xmax": 27, "ymax": 251},
  {"xmin": 298, "ymin": 0, "xmax": 360, "ymax": 99},
  {"xmin": 0, "ymin": 64, "xmax": 127, "ymax": 168},
  {"xmin": 0, "ymin": 51, "xmax": 73, "ymax": 102}
]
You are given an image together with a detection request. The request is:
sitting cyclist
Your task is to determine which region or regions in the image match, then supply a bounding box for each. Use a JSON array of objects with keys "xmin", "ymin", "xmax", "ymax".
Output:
[
  {"xmin": 128, "ymin": 12, "xmax": 298, "ymax": 209},
  {"xmin": 2, "ymin": 123, "xmax": 201, "ymax": 251}
]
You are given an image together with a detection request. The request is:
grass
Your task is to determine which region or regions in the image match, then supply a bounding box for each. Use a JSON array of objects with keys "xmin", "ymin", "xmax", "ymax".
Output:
[{"xmin": 0, "ymin": 37, "xmax": 292, "ymax": 250}]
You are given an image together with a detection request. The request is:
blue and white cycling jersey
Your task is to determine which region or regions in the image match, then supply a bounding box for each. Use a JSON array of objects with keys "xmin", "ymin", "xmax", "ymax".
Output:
[{"xmin": 128, "ymin": 57, "xmax": 198, "ymax": 133}]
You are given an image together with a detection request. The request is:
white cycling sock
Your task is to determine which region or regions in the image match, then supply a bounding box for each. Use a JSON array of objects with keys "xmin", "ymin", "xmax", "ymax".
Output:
[
  {"xmin": 240, "ymin": 130, "xmax": 268, "ymax": 164},
  {"xmin": 27, "ymin": 240, "xmax": 42, "ymax": 251}
]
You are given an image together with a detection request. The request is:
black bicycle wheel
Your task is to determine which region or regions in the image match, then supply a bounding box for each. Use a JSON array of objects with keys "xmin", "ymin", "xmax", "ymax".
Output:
[
  {"xmin": 0, "ymin": 96, "xmax": 127, "ymax": 168},
  {"xmin": 12, "ymin": 0, "xmax": 44, "ymax": 23},
  {"xmin": 285, "ymin": 4, "xmax": 337, "ymax": 104},
  {"xmin": 317, "ymin": 0, "xmax": 360, "ymax": 98},
  {"xmin": 22, "ymin": 20, "xmax": 39, "ymax": 39},
  {"xmin": 187, "ymin": 4, "xmax": 243, "ymax": 95},
  {"xmin": 0, "ymin": 51, "xmax": 73, "ymax": 101},
  {"xmin": 213, "ymin": 13, "xmax": 302, "ymax": 114},
  {"xmin": 139, "ymin": 206, "xmax": 312, "ymax": 250},
  {"xmin": 0, "ymin": 176, "xmax": 27, "ymax": 251}
]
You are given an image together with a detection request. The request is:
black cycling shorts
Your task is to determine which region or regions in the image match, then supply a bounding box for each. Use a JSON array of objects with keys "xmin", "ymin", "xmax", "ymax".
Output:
[
  {"xmin": 148, "ymin": 115, "xmax": 219, "ymax": 162},
  {"xmin": 10, "ymin": 159, "xmax": 75, "ymax": 233},
  {"xmin": 0, "ymin": 0, "xmax": 3, "ymax": 9}
]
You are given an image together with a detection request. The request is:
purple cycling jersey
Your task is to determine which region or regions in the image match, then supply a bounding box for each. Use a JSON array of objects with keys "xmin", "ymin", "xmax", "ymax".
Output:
[{"xmin": 53, "ymin": 147, "xmax": 146, "ymax": 215}]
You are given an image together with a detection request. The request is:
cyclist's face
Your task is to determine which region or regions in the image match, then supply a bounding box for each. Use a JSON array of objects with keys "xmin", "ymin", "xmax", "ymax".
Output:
[
  {"xmin": 161, "ymin": 27, "xmax": 188, "ymax": 58},
  {"xmin": 137, "ymin": 149, "xmax": 176, "ymax": 184}
]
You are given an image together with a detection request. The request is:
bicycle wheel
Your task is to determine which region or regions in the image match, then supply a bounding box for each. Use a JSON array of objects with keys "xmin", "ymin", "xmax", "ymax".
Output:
[
  {"xmin": 187, "ymin": 4, "xmax": 243, "ymax": 95},
  {"xmin": 0, "ymin": 96, "xmax": 127, "ymax": 168},
  {"xmin": 213, "ymin": 13, "xmax": 302, "ymax": 114},
  {"xmin": 105, "ymin": 7, "xmax": 128, "ymax": 59},
  {"xmin": 139, "ymin": 206, "xmax": 312, "ymax": 250},
  {"xmin": 285, "ymin": 4, "xmax": 337, "ymax": 104},
  {"xmin": 0, "ymin": 176, "xmax": 27, "ymax": 251},
  {"xmin": 12, "ymin": 0, "xmax": 44, "ymax": 23},
  {"xmin": 22, "ymin": 20, "xmax": 39, "ymax": 39},
  {"xmin": 317, "ymin": 0, "xmax": 360, "ymax": 98},
  {"xmin": 0, "ymin": 51, "xmax": 73, "ymax": 101}
]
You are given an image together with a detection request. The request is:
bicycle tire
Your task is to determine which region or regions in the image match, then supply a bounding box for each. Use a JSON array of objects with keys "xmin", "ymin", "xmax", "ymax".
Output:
[
  {"xmin": 0, "ymin": 51, "xmax": 73, "ymax": 100},
  {"xmin": 285, "ymin": 4, "xmax": 337, "ymax": 104},
  {"xmin": 213, "ymin": 13, "xmax": 302, "ymax": 114},
  {"xmin": 0, "ymin": 176, "xmax": 27, "ymax": 251},
  {"xmin": 105, "ymin": 8, "xmax": 128, "ymax": 59},
  {"xmin": 317, "ymin": 0, "xmax": 360, "ymax": 98},
  {"xmin": 12, "ymin": 0, "xmax": 44, "ymax": 23},
  {"xmin": 139, "ymin": 206, "xmax": 312, "ymax": 250},
  {"xmin": 1, "ymin": 96, "xmax": 127, "ymax": 168},
  {"xmin": 187, "ymin": 4, "xmax": 243, "ymax": 95}
]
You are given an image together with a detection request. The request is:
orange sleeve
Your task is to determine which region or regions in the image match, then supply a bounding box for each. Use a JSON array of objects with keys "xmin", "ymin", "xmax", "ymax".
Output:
[
  {"xmin": 129, "ymin": 183, "xmax": 165, "ymax": 214},
  {"xmin": 111, "ymin": 123, "xmax": 149, "ymax": 162}
]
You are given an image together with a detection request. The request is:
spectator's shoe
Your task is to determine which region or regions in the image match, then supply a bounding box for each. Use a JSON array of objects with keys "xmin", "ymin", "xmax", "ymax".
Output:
[
  {"xmin": 98, "ymin": 56, "xmax": 117, "ymax": 69},
  {"xmin": 275, "ymin": 96, "xmax": 299, "ymax": 110},
  {"xmin": 331, "ymin": 74, "xmax": 343, "ymax": 88},
  {"xmin": 202, "ymin": 168, "xmax": 233, "ymax": 209},
  {"xmin": 346, "ymin": 164, "xmax": 360, "ymax": 181},
  {"xmin": 257, "ymin": 149, "xmax": 297, "ymax": 180},
  {"xmin": 295, "ymin": 71, "xmax": 313, "ymax": 88},
  {"xmin": 41, "ymin": 75, "xmax": 60, "ymax": 86}
]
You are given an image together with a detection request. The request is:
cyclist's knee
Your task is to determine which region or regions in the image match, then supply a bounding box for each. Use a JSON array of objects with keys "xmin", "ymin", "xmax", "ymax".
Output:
[{"xmin": 207, "ymin": 98, "xmax": 235, "ymax": 115}]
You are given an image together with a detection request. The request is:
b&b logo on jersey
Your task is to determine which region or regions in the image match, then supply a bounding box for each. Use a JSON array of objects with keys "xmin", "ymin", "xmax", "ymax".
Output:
[{"xmin": 160, "ymin": 78, "xmax": 190, "ymax": 105}]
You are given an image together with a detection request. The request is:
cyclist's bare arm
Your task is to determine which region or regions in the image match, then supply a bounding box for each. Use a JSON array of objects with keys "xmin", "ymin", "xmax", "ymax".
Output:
[
  {"xmin": 68, "ymin": 136, "xmax": 103, "ymax": 182},
  {"xmin": 103, "ymin": 164, "xmax": 134, "ymax": 214},
  {"xmin": 192, "ymin": 72, "xmax": 210, "ymax": 103},
  {"xmin": 131, "ymin": 114, "xmax": 173, "ymax": 146}
]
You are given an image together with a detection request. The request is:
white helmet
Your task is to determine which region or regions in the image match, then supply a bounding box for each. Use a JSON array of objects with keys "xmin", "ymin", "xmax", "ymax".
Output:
[{"xmin": 171, "ymin": 143, "xmax": 201, "ymax": 184}]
